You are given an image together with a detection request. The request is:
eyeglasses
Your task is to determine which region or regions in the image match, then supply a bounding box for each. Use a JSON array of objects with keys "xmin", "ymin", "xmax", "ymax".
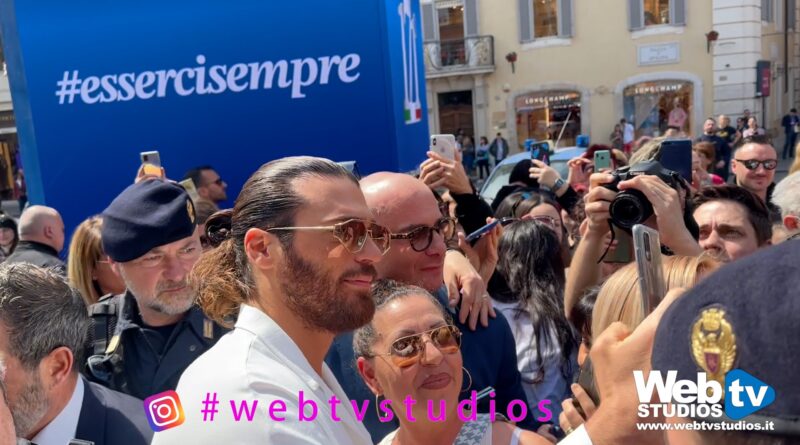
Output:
[
  {"xmin": 372, "ymin": 325, "xmax": 462, "ymax": 368},
  {"xmin": 390, "ymin": 217, "xmax": 456, "ymax": 252},
  {"xmin": 734, "ymin": 159, "xmax": 778, "ymax": 171},
  {"xmin": 528, "ymin": 215, "xmax": 559, "ymax": 230},
  {"xmin": 786, "ymin": 231, "xmax": 800, "ymax": 242},
  {"xmin": 268, "ymin": 219, "xmax": 391, "ymax": 255}
]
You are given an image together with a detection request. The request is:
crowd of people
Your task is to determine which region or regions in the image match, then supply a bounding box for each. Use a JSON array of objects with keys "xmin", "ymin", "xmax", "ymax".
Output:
[{"xmin": 0, "ymin": 117, "xmax": 798, "ymax": 445}]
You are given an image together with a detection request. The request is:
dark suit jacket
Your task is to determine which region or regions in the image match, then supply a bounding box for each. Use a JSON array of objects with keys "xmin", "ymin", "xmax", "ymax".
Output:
[
  {"xmin": 74, "ymin": 379, "xmax": 153, "ymax": 445},
  {"xmin": 4, "ymin": 241, "xmax": 65, "ymax": 274}
]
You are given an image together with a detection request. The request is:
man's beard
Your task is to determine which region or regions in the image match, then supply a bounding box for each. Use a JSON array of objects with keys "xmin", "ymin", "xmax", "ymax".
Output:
[
  {"xmin": 10, "ymin": 371, "xmax": 49, "ymax": 438},
  {"xmin": 279, "ymin": 246, "xmax": 376, "ymax": 333},
  {"xmin": 120, "ymin": 269, "xmax": 196, "ymax": 316}
]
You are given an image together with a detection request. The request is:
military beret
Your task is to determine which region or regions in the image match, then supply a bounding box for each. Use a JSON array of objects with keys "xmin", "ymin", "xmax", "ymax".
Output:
[
  {"xmin": 652, "ymin": 241, "xmax": 800, "ymax": 434},
  {"xmin": 101, "ymin": 179, "xmax": 196, "ymax": 262}
]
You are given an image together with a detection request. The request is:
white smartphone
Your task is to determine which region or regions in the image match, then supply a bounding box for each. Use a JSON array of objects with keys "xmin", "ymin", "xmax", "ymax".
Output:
[
  {"xmin": 430, "ymin": 134, "xmax": 457, "ymax": 161},
  {"xmin": 633, "ymin": 224, "xmax": 666, "ymax": 316},
  {"xmin": 140, "ymin": 150, "xmax": 161, "ymax": 168}
]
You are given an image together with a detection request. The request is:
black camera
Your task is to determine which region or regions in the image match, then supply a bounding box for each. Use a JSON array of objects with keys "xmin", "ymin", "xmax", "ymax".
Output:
[{"xmin": 602, "ymin": 160, "xmax": 683, "ymax": 229}]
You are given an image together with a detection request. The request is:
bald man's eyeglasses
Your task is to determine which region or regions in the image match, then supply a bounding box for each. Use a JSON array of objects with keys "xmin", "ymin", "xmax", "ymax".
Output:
[{"xmin": 390, "ymin": 217, "xmax": 456, "ymax": 252}]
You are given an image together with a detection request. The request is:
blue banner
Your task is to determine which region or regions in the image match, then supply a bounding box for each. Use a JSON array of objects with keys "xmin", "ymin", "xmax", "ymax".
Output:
[{"xmin": 0, "ymin": 0, "xmax": 429, "ymax": 234}]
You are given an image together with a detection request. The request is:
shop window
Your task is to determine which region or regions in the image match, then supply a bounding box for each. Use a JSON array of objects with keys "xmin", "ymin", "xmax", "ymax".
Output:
[
  {"xmin": 622, "ymin": 80, "xmax": 693, "ymax": 138},
  {"xmin": 514, "ymin": 90, "xmax": 581, "ymax": 147}
]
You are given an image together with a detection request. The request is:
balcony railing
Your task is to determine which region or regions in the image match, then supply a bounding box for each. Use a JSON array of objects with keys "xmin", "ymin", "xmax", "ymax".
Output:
[{"xmin": 423, "ymin": 35, "xmax": 495, "ymax": 78}]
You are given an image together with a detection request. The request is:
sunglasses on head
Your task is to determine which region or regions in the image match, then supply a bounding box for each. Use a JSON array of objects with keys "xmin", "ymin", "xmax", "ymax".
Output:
[
  {"xmin": 735, "ymin": 159, "xmax": 778, "ymax": 171},
  {"xmin": 268, "ymin": 219, "xmax": 391, "ymax": 255},
  {"xmin": 373, "ymin": 325, "xmax": 462, "ymax": 368},
  {"xmin": 390, "ymin": 217, "xmax": 456, "ymax": 252}
]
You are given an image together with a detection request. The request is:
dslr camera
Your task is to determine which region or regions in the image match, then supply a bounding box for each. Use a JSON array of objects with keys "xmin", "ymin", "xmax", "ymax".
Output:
[{"xmin": 602, "ymin": 160, "xmax": 683, "ymax": 229}]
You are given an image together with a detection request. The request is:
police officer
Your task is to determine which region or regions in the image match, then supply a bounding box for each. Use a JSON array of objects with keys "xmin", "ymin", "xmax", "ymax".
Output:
[{"xmin": 86, "ymin": 179, "xmax": 227, "ymax": 400}]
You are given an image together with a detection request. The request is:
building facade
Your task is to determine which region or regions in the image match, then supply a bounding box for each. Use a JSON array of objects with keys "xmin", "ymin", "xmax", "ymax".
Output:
[{"xmin": 422, "ymin": 0, "xmax": 799, "ymax": 152}]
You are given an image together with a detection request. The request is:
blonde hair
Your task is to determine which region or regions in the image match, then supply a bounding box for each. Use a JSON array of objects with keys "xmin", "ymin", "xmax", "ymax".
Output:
[
  {"xmin": 591, "ymin": 255, "xmax": 720, "ymax": 340},
  {"xmin": 629, "ymin": 136, "xmax": 667, "ymax": 165},
  {"xmin": 790, "ymin": 141, "xmax": 800, "ymax": 175},
  {"xmin": 67, "ymin": 216, "xmax": 105, "ymax": 305}
]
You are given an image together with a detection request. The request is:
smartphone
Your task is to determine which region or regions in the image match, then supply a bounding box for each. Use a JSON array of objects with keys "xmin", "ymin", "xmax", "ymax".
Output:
[
  {"xmin": 140, "ymin": 150, "xmax": 161, "ymax": 168},
  {"xmin": 179, "ymin": 179, "xmax": 202, "ymax": 202},
  {"xmin": 573, "ymin": 356, "xmax": 600, "ymax": 414},
  {"xmin": 633, "ymin": 224, "xmax": 666, "ymax": 315},
  {"xmin": 430, "ymin": 135, "xmax": 457, "ymax": 161},
  {"xmin": 465, "ymin": 217, "xmax": 518, "ymax": 243},
  {"xmin": 603, "ymin": 226, "xmax": 633, "ymax": 264},
  {"xmin": 658, "ymin": 139, "xmax": 692, "ymax": 182},
  {"xmin": 593, "ymin": 150, "xmax": 612, "ymax": 172},
  {"xmin": 529, "ymin": 141, "xmax": 550, "ymax": 165}
]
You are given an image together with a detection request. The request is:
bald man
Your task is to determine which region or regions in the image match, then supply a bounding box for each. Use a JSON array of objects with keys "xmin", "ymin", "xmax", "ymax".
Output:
[
  {"xmin": 326, "ymin": 173, "xmax": 539, "ymax": 443},
  {"xmin": 5, "ymin": 205, "xmax": 65, "ymax": 273}
]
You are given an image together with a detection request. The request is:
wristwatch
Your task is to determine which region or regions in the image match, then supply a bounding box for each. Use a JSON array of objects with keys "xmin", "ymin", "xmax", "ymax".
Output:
[{"xmin": 552, "ymin": 177, "xmax": 566, "ymax": 191}]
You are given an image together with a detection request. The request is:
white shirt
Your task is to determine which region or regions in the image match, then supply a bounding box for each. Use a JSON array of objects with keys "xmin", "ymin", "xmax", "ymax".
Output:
[
  {"xmin": 31, "ymin": 378, "xmax": 84, "ymax": 445},
  {"xmin": 151, "ymin": 304, "xmax": 372, "ymax": 445},
  {"xmin": 496, "ymin": 138, "xmax": 505, "ymax": 159},
  {"xmin": 623, "ymin": 123, "xmax": 635, "ymax": 144}
]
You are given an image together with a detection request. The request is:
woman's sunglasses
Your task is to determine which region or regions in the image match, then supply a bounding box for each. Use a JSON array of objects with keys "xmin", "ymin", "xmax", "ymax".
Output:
[
  {"xmin": 373, "ymin": 325, "xmax": 462, "ymax": 368},
  {"xmin": 268, "ymin": 219, "xmax": 392, "ymax": 254}
]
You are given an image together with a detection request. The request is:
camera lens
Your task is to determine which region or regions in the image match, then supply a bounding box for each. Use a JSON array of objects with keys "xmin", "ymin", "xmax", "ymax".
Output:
[{"xmin": 610, "ymin": 190, "xmax": 653, "ymax": 229}]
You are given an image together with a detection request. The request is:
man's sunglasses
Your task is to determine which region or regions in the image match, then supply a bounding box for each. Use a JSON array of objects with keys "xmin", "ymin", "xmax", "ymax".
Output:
[
  {"xmin": 735, "ymin": 159, "xmax": 778, "ymax": 171},
  {"xmin": 390, "ymin": 217, "xmax": 456, "ymax": 252},
  {"xmin": 373, "ymin": 325, "xmax": 462, "ymax": 368},
  {"xmin": 268, "ymin": 219, "xmax": 391, "ymax": 255}
]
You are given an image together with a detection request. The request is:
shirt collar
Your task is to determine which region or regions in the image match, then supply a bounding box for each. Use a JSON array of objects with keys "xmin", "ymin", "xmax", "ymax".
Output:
[
  {"xmin": 31, "ymin": 377, "xmax": 84, "ymax": 445},
  {"xmin": 15, "ymin": 240, "xmax": 59, "ymax": 258}
]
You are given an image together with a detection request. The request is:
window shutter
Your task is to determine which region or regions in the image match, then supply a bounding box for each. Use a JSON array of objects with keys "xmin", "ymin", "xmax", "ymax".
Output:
[
  {"xmin": 519, "ymin": 0, "xmax": 533, "ymax": 42},
  {"xmin": 464, "ymin": 0, "xmax": 479, "ymax": 36},
  {"xmin": 671, "ymin": 0, "xmax": 686, "ymax": 25},
  {"xmin": 421, "ymin": 2, "xmax": 436, "ymax": 41},
  {"xmin": 559, "ymin": 0, "xmax": 573, "ymax": 37},
  {"xmin": 790, "ymin": 0, "xmax": 797, "ymax": 29},
  {"xmin": 628, "ymin": 0, "xmax": 644, "ymax": 30}
]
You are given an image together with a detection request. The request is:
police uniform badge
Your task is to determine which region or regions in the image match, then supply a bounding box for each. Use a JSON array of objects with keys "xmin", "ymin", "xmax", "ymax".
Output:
[
  {"xmin": 187, "ymin": 198, "xmax": 196, "ymax": 224},
  {"xmin": 691, "ymin": 307, "xmax": 737, "ymax": 390},
  {"xmin": 203, "ymin": 318, "xmax": 214, "ymax": 340}
]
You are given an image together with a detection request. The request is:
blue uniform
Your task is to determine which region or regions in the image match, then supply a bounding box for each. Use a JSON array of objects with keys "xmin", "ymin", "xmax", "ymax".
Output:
[{"xmin": 85, "ymin": 291, "xmax": 228, "ymax": 400}]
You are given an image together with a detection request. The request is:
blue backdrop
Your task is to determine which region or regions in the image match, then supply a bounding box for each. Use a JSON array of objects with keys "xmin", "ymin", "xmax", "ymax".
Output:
[{"xmin": 0, "ymin": 0, "xmax": 429, "ymax": 238}]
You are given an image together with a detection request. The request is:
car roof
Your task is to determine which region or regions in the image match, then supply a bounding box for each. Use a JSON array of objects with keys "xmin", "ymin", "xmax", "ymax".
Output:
[{"xmin": 496, "ymin": 146, "xmax": 586, "ymax": 167}]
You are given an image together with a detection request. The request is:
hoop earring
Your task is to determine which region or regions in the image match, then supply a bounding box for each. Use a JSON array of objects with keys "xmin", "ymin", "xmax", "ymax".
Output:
[
  {"xmin": 461, "ymin": 366, "xmax": 473, "ymax": 393},
  {"xmin": 375, "ymin": 393, "xmax": 392, "ymax": 421}
]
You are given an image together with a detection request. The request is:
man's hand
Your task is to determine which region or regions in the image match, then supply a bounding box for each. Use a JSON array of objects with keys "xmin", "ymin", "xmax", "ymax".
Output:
[
  {"xmin": 617, "ymin": 176, "xmax": 702, "ymax": 255},
  {"xmin": 443, "ymin": 250, "xmax": 495, "ymax": 330},
  {"xmin": 135, "ymin": 164, "xmax": 166, "ymax": 183},
  {"xmin": 419, "ymin": 151, "xmax": 472, "ymax": 195},
  {"xmin": 457, "ymin": 218, "xmax": 501, "ymax": 285},
  {"xmin": 583, "ymin": 288, "xmax": 685, "ymax": 445},
  {"xmin": 559, "ymin": 384, "xmax": 597, "ymax": 433}
]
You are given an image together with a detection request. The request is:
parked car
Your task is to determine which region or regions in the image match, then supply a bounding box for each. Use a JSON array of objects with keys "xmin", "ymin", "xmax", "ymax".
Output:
[{"xmin": 478, "ymin": 146, "xmax": 587, "ymax": 205}]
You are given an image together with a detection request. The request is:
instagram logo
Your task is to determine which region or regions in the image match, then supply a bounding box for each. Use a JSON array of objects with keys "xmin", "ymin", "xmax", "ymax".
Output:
[{"xmin": 143, "ymin": 390, "xmax": 185, "ymax": 432}]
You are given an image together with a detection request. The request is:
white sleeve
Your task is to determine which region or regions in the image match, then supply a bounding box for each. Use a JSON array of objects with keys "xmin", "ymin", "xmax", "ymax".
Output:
[{"xmin": 559, "ymin": 425, "xmax": 593, "ymax": 445}]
